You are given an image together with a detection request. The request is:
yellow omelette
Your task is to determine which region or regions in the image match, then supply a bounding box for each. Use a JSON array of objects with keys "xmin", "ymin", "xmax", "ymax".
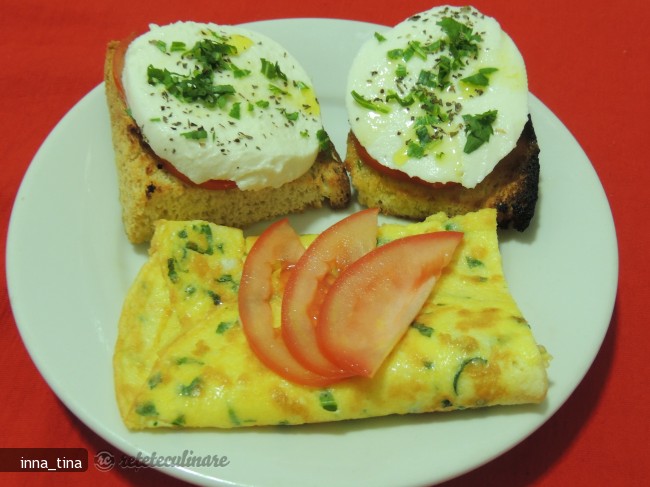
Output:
[{"xmin": 114, "ymin": 209, "xmax": 549, "ymax": 429}]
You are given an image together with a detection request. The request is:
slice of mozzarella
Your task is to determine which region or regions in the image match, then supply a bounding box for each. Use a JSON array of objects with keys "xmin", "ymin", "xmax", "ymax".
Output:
[
  {"xmin": 123, "ymin": 21, "xmax": 324, "ymax": 190},
  {"xmin": 346, "ymin": 6, "xmax": 529, "ymax": 188}
]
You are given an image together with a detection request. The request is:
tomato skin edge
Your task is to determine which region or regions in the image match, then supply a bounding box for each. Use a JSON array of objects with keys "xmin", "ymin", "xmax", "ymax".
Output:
[{"xmin": 112, "ymin": 32, "xmax": 138, "ymax": 103}]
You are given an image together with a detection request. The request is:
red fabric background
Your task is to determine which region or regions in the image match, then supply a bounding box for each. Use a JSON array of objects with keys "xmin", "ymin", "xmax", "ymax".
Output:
[{"xmin": 1, "ymin": 0, "xmax": 648, "ymax": 485}]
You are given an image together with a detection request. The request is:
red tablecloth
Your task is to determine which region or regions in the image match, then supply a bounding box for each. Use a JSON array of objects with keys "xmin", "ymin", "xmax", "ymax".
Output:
[{"xmin": 2, "ymin": 0, "xmax": 648, "ymax": 485}]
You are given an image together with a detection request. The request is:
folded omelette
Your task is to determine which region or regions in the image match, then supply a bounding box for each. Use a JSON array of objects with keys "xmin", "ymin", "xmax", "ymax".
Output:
[{"xmin": 114, "ymin": 209, "xmax": 549, "ymax": 429}]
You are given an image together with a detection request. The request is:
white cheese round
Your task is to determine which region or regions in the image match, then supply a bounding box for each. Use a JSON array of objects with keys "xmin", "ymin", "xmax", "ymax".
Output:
[
  {"xmin": 122, "ymin": 21, "xmax": 323, "ymax": 190},
  {"xmin": 346, "ymin": 6, "xmax": 529, "ymax": 188}
]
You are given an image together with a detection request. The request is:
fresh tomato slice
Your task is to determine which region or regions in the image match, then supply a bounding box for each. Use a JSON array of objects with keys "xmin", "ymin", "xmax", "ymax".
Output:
[
  {"xmin": 158, "ymin": 159, "xmax": 238, "ymax": 190},
  {"xmin": 238, "ymin": 219, "xmax": 338, "ymax": 387},
  {"xmin": 112, "ymin": 32, "xmax": 138, "ymax": 102},
  {"xmin": 317, "ymin": 231, "xmax": 463, "ymax": 377},
  {"xmin": 351, "ymin": 134, "xmax": 455, "ymax": 189},
  {"xmin": 281, "ymin": 209, "xmax": 379, "ymax": 377},
  {"xmin": 112, "ymin": 32, "xmax": 237, "ymax": 191}
]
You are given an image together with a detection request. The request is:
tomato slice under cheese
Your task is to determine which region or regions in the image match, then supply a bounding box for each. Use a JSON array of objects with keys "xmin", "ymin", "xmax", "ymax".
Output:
[
  {"xmin": 351, "ymin": 134, "xmax": 454, "ymax": 189},
  {"xmin": 281, "ymin": 209, "xmax": 379, "ymax": 377},
  {"xmin": 238, "ymin": 219, "xmax": 337, "ymax": 387},
  {"xmin": 317, "ymin": 231, "xmax": 463, "ymax": 377}
]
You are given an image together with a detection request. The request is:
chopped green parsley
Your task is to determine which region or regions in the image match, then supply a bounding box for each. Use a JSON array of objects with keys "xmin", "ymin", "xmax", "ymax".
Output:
[
  {"xmin": 462, "ymin": 110, "xmax": 498, "ymax": 154},
  {"xmin": 461, "ymin": 67, "xmax": 498, "ymax": 87},
  {"xmin": 351, "ymin": 90, "xmax": 390, "ymax": 114},
  {"xmin": 260, "ymin": 58, "xmax": 287, "ymax": 81},
  {"xmin": 179, "ymin": 377, "xmax": 202, "ymax": 397},
  {"xmin": 319, "ymin": 390, "xmax": 338, "ymax": 412},
  {"xmin": 453, "ymin": 357, "xmax": 488, "ymax": 395}
]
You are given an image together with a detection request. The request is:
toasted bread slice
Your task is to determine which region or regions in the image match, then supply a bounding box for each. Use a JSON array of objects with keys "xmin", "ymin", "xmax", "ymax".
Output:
[
  {"xmin": 104, "ymin": 40, "xmax": 351, "ymax": 244},
  {"xmin": 345, "ymin": 117, "xmax": 540, "ymax": 231}
]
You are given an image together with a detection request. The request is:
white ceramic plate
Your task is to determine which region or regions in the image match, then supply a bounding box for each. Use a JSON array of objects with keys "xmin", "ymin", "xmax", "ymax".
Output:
[{"xmin": 6, "ymin": 18, "xmax": 618, "ymax": 487}]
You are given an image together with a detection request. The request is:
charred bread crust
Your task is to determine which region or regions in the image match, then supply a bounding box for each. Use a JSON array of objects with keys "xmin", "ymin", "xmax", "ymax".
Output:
[
  {"xmin": 344, "ymin": 116, "xmax": 540, "ymax": 231},
  {"xmin": 104, "ymin": 40, "xmax": 351, "ymax": 244}
]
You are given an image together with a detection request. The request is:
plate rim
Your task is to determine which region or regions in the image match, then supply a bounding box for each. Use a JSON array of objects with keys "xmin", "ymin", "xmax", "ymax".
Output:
[{"xmin": 5, "ymin": 16, "xmax": 618, "ymax": 487}]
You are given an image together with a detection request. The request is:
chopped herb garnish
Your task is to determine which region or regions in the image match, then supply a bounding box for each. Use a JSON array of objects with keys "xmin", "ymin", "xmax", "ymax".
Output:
[
  {"xmin": 412, "ymin": 87, "xmax": 447, "ymax": 122},
  {"xmin": 316, "ymin": 129, "xmax": 330, "ymax": 151},
  {"xmin": 434, "ymin": 56, "xmax": 452, "ymax": 89},
  {"xmin": 229, "ymin": 102, "xmax": 241, "ymax": 119},
  {"xmin": 217, "ymin": 274, "xmax": 239, "ymax": 291},
  {"xmin": 181, "ymin": 128, "xmax": 208, "ymax": 140},
  {"xmin": 453, "ymin": 357, "xmax": 488, "ymax": 395},
  {"xmin": 436, "ymin": 16, "xmax": 482, "ymax": 68},
  {"xmin": 407, "ymin": 40, "xmax": 428, "ymax": 60},
  {"xmin": 387, "ymin": 48, "xmax": 405, "ymax": 60},
  {"xmin": 185, "ymin": 240, "xmax": 213, "ymax": 254},
  {"xmin": 229, "ymin": 63, "xmax": 251, "ymax": 78},
  {"xmin": 293, "ymin": 80, "xmax": 309, "ymax": 90},
  {"xmin": 376, "ymin": 236, "xmax": 393, "ymax": 247},
  {"xmin": 207, "ymin": 290, "xmax": 222, "ymax": 306},
  {"xmin": 269, "ymin": 84, "xmax": 289, "ymax": 96},
  {"xmin": 228, "ymin": 407, "xmax": 241, "ymax": 426},
  {"xmin": 260, "ymin": 58, "xmax": 287, "ymax": 81},
  {"xmin": 416, "ymin": 69, "xmax": 437, "ymax": 88},
  {"xmin": 374, "ymin": 32, "xmax": 387, "ymax": 42},
  {"xmin": 465, "ymin": 256, "xmax": 484, "ymax": 268},
  {"xmin": 385, "ymin": 89, "xmax": 414, "ymax": 107},
  {"xmin": 171, "ymin": 415, "xmax": 186, "ymax": 426},
  {"xmin": 150, "ymin": 39, "xmax": 167, "ymax": 53},
  {"xmin": 175, "ymin": 356, "xmax": 204, "ymax": 365},
  {"xmin": 147, "ymin": 373, "xmax": 162, "ymax": 389},
  {"xmin": 216, "ymin": 274, "xmax": 233, "ymax": 283},
  {"xmin": 216, "ymin": 320, "xmax": 237, "ymax": 334},
  {"xmin": 411, "ymin": 322, "xmax": 434, "ymax": 337},
  {"xmin": 179, "ymin": 377, "xmax": 202, "ymax": 397},
  {"xmin": 387, "ymin": 39, "xmax": 443, "ymax": 63},
  {"xmin": 407, "ymin": 141, "xmax": 426, "ymax": 159},
  {"xmin": 170, "ymin": 41, "xmax": 186, "ymax": 52},
  {"xmin": 319, "ymin": 390, "xmax": 338, "ymax": 412},
  {"xmin": 167, "ymin": 258, "xmax": 179, "ymax": 283},
  {"xmin": 415, "ymin": 125, "xmax": 433, "ymax": 145},
  {"xmin": 462, "ymin": 110, "xmax": 498, "ymax": 153},
  {"xmin": 135, "ymin": 402, "xmax": 158, "ymax": 417},
  {"xmin": 146, "ymin": 64, "xmax": 235, "ymax": 109},
  {"xmin": 281, "ymin": 109, "xmax": 299, "ymax": 122},
  {"xmin": 351, "ymin": 90, "xmax": 390, "ymax": 114},
  {"xmin": 185, "ymin": 38, "xmax": 237, "ymax": 71},
  {"xmin": 461, "ymin": 67, "xmax": 498, "ymax": 87},
  {"xmin": 185, "ymin": 224, "xmax": 214, "ymax": 254},
  {"xmin": 444, "ymin": 221, "xmax": 460, "ymax": 231}
]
